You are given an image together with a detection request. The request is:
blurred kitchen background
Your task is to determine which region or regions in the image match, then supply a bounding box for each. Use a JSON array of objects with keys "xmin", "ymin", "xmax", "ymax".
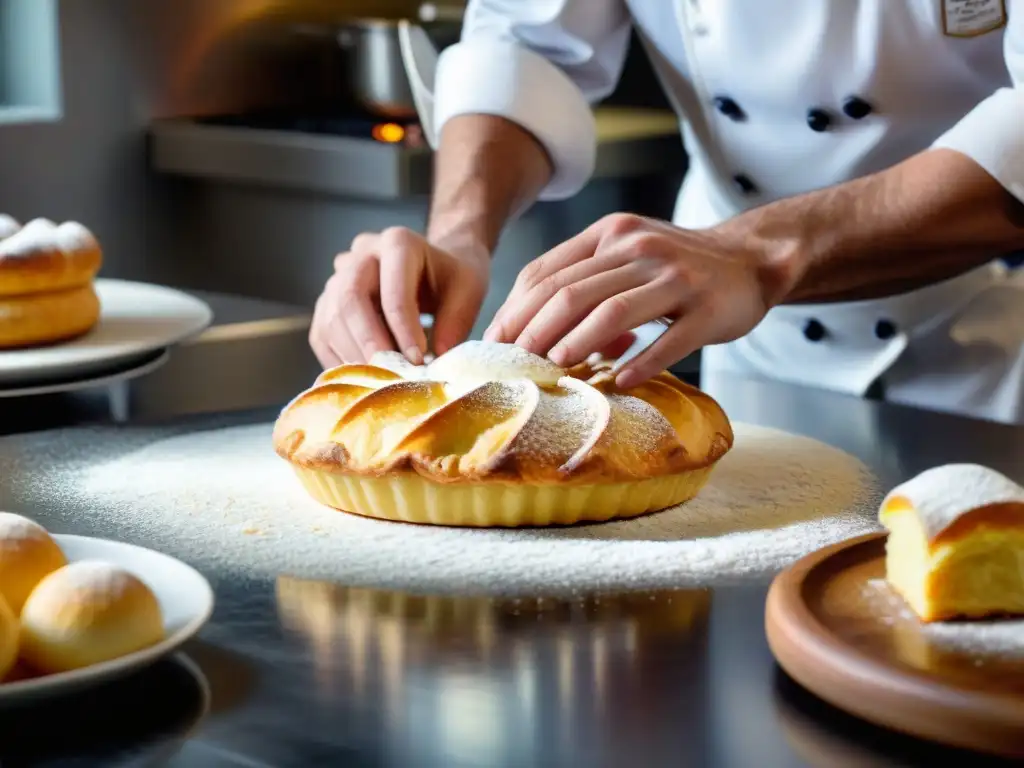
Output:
[{"xmin": 0, "ymin": 0, "xmax": 686, "ymax": 339}]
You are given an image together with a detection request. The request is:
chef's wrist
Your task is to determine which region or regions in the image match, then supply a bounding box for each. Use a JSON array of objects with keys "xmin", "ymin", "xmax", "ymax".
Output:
[
  {"xmin": 710, "ymin": 213, "xmax": 809, "ymax": 308},
  {"xmin": 427, "ymin": 225, "xmax": 492, "ymax": 265}
]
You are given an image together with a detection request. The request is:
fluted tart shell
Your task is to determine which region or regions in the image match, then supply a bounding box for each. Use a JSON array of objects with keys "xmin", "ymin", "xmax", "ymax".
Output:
[{"xmin": 273, "ymin": 341, "xmax": 733, "ymax": 527}]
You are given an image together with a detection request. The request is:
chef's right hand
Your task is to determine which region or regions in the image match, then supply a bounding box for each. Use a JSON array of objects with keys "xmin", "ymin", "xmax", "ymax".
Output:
[{"xmin": 310, "ymin": 227, "xmax": 490, "ymax": 368}]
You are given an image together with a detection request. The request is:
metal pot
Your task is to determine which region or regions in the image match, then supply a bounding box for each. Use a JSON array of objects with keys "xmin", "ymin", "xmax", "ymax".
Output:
[{"xmin": 337, "ymin": 13, "xmax": 461, "ymax": 120}]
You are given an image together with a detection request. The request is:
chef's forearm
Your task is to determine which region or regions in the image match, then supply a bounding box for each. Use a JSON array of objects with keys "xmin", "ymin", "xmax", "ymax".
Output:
[
  {"xmin": 425, "ymin": 115, "xmax": 553, "ymax": 257},
  {"xmin": 729, "ymin": 148, "xmax": 1024, "ymax": 304}
]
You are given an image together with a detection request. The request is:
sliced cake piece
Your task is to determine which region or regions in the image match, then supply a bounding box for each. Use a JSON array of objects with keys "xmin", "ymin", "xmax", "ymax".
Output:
[{"xmin": 880, "ymin": 464, "xmax": 1024, "ymax": 622}]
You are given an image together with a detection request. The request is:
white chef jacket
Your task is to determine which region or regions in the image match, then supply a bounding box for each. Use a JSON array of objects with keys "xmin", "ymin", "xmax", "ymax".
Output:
[{"xmin": 417, "ymin": 0, "xmax": 1024, "ymax": 425}]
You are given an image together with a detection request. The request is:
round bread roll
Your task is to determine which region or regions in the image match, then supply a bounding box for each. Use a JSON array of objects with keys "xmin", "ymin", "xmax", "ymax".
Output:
[
  {"xmin": 19, "ymin": 561, "xmax": 165, "ymax": 673},
  {"xmin": 0, "ymin": 512, "xmax": 68, "ymax": 614},
  {"xmin": 0, "ymin": 283, "xmax": 101, "ymax": 349},
  {"xmin": 0, "ymin": 218, "xmax": 103, "ymax": 298},
  {"xmin": 0, "ymin": 596, "xmax": 18, "ymax": 681}
]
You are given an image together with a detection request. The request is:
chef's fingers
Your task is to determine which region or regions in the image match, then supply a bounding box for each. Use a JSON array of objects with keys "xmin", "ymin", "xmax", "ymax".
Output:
[
  {"xmin": 323, "ymin": 273, "xmax": 364, "ymax": 364},
  {"xmin": 514, "ymin": 264, "xmax": 646, "ymax": 359},
  {"xmin": 310, "ymin": 275, "xmax": 351, "ymax": 367},
  {"xmin": 324, "ymin": 309, "xmax": 359, "ymax": 365},
  {"xmin": 339, "ymin": 254, "xmax": 395, "ymax": 362},
  {"xmin": 378, "ymin": 228, "xmax": 428, "ymax": 364},
  {"xmin": 485, "ymin": 227, "xmax": 603, "ymax": 340},
  {"xmin": 432, "ymin": 277, "xmax": 482, "ymax": 356},
  {"xmin": 348, "ymin": 232, "xmax": 379, "ymax": 256},
  {"xmin": 613, "ymin": 315, "xmax": 699, "ymax": 390},
  {"xmin": 486, "ymin": 247, "xmax": 633, "ymax": 345},
  {"xmin": 309, "ymin": 308, "xmax": 342, "ymax": 369},
  {"xmin": 548, "ymin": 281, "xmax": 679, "ymax": 368}
]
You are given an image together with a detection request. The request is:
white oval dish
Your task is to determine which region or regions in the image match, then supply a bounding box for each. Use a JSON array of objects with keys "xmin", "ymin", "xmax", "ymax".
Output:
[
  {"xmin": 0, "ymin": 279, "xmax": 212, "ymax": 386},
  {"xmin": 0, "ymin": 348, "xmax": 170, "ymax": 399},
  {"xmin": 0, "ymin": 534, "xmax": 214, "ymax": 705}
]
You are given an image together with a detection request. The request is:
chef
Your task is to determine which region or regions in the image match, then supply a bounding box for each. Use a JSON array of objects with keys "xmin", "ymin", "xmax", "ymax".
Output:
[{"xmin": 309, "ymin": 0, "xmax": 1024, "ymax": 424}]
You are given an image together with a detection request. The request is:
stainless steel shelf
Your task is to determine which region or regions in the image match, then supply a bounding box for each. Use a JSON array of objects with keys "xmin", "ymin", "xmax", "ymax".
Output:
[
  {"xmin": 149, "ymin": 108, "xmax": 685, "ymax": 200},
  {"xmin": 150, "ymin": 121, "xmax": 434, "ymax": 200}
]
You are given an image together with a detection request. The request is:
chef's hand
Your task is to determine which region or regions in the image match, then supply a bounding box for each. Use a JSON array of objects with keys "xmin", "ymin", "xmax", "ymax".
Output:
[
  {"xmin": 310, "ymin": 227, "xmax": 489, "ymax": 368},
  {"xmin": 484, "ymin": 213, "xmax": 789, "ymax": 388}
]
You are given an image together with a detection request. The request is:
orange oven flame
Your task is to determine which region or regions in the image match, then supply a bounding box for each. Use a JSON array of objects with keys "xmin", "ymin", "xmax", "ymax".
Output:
[{"xmin": 371, "ymin": 123, "xmax": 405, "ymax": 144}]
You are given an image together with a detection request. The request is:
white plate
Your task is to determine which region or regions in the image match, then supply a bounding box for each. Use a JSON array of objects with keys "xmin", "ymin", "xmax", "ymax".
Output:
[
  {"xmin": 0, "ymin": 347, "xmax": 170, "ymax": 398},
  {"xmin": 0, "ymin": 534, "xmax": 215, "ymax": 705},
  {"xmin": 0, "ymin": 279, "xmax": 213, "ymax": 386}
]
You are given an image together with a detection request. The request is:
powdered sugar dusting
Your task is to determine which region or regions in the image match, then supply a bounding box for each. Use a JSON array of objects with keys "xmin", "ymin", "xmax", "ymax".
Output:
[
  {"xmin": 369, "ymin": 351, "xmax": 424, "ymax": 380},
  {"xmin": 0, "ymin": 218, "xmax": 97, "ymax": 261},
  {"xmin": 606, "ymin": 393, "xmax": 675, "ymax": 456},
  {"xmin": 0, "ymin": 214, "xmax": 19, "ymax": 241},
  {"xmin": 38, "ymin": 560, "xmax": 136, "ymax": 601},
  {"xmin": 0, "ymin": 218, "xmax": 59, "ymax": 258},
  {"xmin": 514, "ymin": 387, "xmax": 595, "ymax": 463},
  {"xmin": 0, "ymin": 511, "xmax": 51, "ymax": 543},
  {"xmin": 861, "ymin": 577, "xmax": 915, "ymax": 618},
  {"xmin": 335, "ymin": 343, "xmax": 686, "ymax": 471},
  {"xmin": 882, "ymin": 464, "xmax": 1024, "ymax": 540},
  {"xmin": 861, "ymin": 578, "xmax": 1024, "ymax": 660},
  {"xmin": 923, "ymin": 619, "xmax": 1024, "ymax": 660},
  {"xmin": 6, "ymin": 422, "xmax": 885, "ymax": 596},
  {"xmin": 426, "ymin": 340, "xmax": 563, "ymax": 386},
  {"xmin": 53, "ymin": 221, "xmax": 99, "ymax": 254}
]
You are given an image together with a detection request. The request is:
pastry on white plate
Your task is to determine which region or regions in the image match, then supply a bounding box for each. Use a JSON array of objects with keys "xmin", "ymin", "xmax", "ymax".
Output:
[
  {"xmin": 0, "ymin": 217, "xmax": 103, "ymax": 348},
  {"xmin": 0, "ymin": 595, "xmax": 18, "ymax": 680},
  {"xmin": 879, "ymin": 464, "xmax": 1024, "ymax": 622},
  {"xmin": 0, "ymin": 512, "xmax": 68, "ymax": 615},
  {"xmin": 19, "ymin": 561, "xmax": 165, "ymax": 673}
]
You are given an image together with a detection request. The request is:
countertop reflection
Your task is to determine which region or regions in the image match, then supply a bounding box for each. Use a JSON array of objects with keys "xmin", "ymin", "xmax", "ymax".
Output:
[
  {"xmin": 0, "ymin": 654, "xmax": 210, "ymax": 765},
  {"xmin": 2, "ymin": 348, "xmax": 1023, "ymax": 765},
  {"xmin": 275, "ymin": 580, "xmax": 711, "ymax": 767}
]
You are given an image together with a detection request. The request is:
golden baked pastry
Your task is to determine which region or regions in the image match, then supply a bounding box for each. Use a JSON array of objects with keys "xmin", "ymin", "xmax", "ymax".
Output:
[
  {"xmin": 0, "ymin": 596, "xmax": 18, "ymax": 681},
  {"xmin": 19, "ymin": 561, "xmax": 165, "ymax": 673},
  {"xmin": 0, "ymin": 284, "xmax": 101, "ymax": 349},
  {"xmin": 880, "ymin": 464, "xmax": 1024, "ymax": 622},
  {"xmin": 0, "ymin": 216, "xmax": 103, "ymax": 348},
  {"xmin": 274, "ymin": 340, "xmax": 733, "ymax": 527},
  {"xmin": 0, "ymin": 512, "xmax": 68, "ymax": 615}
]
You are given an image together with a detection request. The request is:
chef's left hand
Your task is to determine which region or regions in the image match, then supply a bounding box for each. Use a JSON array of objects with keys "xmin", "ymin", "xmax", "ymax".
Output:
[{"xmin": 484, "ymin": 213, "xmax": 791, "ymax": 388}]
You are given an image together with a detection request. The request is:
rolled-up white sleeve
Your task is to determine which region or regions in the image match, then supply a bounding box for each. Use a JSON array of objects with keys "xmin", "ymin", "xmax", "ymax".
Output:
[
  {"xmin": 430, "ymin": 0, "xmax": 631, "ymax": 200},
  {"xmin": 932, "ymin": 1, "xmax": 1024, "ymax": 203}
]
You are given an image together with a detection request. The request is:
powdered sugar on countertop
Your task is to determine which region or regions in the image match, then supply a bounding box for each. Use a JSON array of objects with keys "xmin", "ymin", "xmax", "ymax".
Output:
[{"xmin": 4, "ymin": 422, "xmax": 882, "ymax": 596}]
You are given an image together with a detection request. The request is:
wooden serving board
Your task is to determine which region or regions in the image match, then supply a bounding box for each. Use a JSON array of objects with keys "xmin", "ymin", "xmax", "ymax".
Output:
[{"xmin": 766, "ymin": 533, "xmax": 1024, "ymax": 758}]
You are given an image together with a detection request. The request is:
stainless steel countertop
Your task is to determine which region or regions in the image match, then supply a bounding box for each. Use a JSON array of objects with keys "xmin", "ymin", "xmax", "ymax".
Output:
[{"xmin": 0, "ymin": 291, "xmax": 1021, "ymax": 766}]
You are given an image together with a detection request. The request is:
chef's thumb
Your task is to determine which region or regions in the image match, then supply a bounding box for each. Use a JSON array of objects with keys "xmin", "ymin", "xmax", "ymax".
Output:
[{"xmin": 432, "ymin": 281, "xmax": 480, "ymax": 356}]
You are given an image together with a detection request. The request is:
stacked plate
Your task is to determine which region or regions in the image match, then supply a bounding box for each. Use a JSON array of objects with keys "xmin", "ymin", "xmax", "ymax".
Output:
[{"xmin": 0, "ymin": 279, "xmax": 213, "ymax": 398}]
